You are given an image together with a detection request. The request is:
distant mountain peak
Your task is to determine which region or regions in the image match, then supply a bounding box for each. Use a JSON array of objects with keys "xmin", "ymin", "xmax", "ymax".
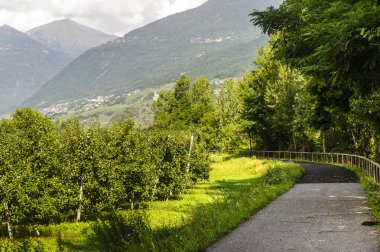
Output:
[
  {"xmin": 56, "ymin": 18, "xmax": 76, "ymax": 23},
  {"xmin": 27, "ymin": 19, "xmax": 117, "ymax": 57},
  {"xmin": 0, "ymin": 24, "xmax": 20, "ymax": 32}
]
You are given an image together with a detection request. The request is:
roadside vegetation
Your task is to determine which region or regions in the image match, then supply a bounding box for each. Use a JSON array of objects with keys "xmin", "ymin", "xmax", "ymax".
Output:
[{"xmin": 0, "ymin": 155, "xmax": 302, "ymax": 251}]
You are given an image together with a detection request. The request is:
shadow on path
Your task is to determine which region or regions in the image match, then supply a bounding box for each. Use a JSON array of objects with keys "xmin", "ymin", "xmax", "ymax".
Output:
[{"xmin": 293, "ymin": 161, "xmax": 359, "ymax": 183}]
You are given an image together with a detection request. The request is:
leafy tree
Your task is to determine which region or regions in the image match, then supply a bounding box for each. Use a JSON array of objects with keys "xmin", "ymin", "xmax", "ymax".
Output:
[
  {"xmin": 251, "ymin": 0, "xmax": 380, "ymax": 157},
  {"xmin": 153, "ymin": 75, "xmax": 192, "ymax": 128},
  {"xmin": 106, "ymin": 118, "xmax": 155, "ymax": 209},
  {"xmin": 0, "ymin": 109, "xmax": 63, "ymax": 238},
  {"xmin": 215, "ymin": 78, "xmax": 247, "ymax": 150},
  {"xmin": 58, "ymin": 118, "xmax": 110, "ymax": 221},
  {"xmin": 190, "ymin": 76, "xmax": 217, "ymax": 148},
  {"xmin": 242, "ymin": 46, "xmax": 280, "ymax": 150},
  {"xmin": 242, "ymin": 44, "xmax": 318, "ymax": 151}
]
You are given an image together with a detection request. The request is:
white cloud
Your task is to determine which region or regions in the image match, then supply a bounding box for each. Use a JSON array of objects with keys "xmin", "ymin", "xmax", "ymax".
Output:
[{"xmin": 0, "ymin": 0, "xmax": 208, "ymax": 36}]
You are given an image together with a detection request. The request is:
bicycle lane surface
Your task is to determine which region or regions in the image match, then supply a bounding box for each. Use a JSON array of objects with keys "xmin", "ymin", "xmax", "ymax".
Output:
[{"xmin": 206, "ymin": 162, "xmax": 380, "ymax": 252}]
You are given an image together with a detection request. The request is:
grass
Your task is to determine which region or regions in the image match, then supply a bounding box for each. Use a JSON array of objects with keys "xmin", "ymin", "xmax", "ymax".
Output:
[
  {"xmin": 147, "ymin": 155, "xmax": 270, "ymax": 230},
  {"xmin": 2, "ymin": 155, "xmax": 303, "ymax": 251}
]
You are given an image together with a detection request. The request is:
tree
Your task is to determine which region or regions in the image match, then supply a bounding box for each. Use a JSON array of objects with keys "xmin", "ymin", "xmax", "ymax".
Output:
[
  {"xmin": 251, "ymin": 0, "xmax": 380, "ymax": 157},
  {"xmin": 0, "ymin": 109, "xmax": 63, "ymax": 238},
  {"xmin": 106, "ymin": 118, "xmax": 155, "ymax": 209},
  {"xmin": 58, "ymin": 118, "xmax": 110, "ymax": 221},
  {"xmin": 242, "ymin": 46, "xmax": 280, "ymax": 150},
  {"xmin": 215, "ymin": 78, "xmax": 247, "ymax": 150},
  {"xmin": 190, "ymin": 76, "xmax": 217, "ymax": 148}
]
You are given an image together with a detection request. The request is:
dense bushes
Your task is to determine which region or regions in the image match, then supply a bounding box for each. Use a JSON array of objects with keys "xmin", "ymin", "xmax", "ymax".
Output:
[{"xmin": 0, "ymin": 108, "xmax": 210, "ymax": 239}]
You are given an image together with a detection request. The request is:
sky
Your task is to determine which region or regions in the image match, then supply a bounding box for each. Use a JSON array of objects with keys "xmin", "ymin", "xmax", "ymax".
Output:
[{"xmin": 0, "ymin": 0, "xmax": 208, "ymax": 36}]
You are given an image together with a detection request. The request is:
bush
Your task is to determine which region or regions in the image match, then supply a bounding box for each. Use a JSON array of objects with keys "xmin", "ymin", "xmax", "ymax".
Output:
[
  {"xmin": 0, "ymin": 238, "xmax": 44, "ymax": 252},
  {"xmin": 89, "ymin": 211, "xmax": 153, "ymax": 251},
  {"xmin": 265, "ymin": 165, "xmax": 287, "ymax": 185}
]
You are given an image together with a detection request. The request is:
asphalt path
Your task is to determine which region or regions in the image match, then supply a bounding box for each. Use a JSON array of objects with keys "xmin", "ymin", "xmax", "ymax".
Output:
[{"xmin": 206, "ymin": 162, "xmax": 380, "ymax": 252}]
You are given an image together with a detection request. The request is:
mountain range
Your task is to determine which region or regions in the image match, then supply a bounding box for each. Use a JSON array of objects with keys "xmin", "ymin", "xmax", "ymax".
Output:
[
  {"xmin": 0, "ymin": 21, "xmax": 116, "ymax": 113},
  {"xmin": 22, "ymin": 0, "xmax": 281, "ymax": 110}
]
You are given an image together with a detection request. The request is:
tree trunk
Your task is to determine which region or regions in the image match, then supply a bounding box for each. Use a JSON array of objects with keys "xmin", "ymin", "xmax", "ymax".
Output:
[
  {"xmin": 130, "ymin": 192, "xmax": 135, "ymax": 210},
  {"xmin": 322, "ymin": 131, "xmax": 326, "ymax": 153},
  {"xmin": 351, "ymin": 131, "xmax": 359, "ymax": 154},
  {"xmin": 34, "ymin": 225, "xmax": 40, "ymax": 236},
  {"xmin": 76, "ymin": 174, "xmax": 84, "ymax": 222},
  {"xmin": 152, "ymin": 177, "xmax": 160, "ymax": 198},
  {"xmin": 186, "ymin": 134, "xmax": 194, "ymax": 173},
  {"xmin": 249, "ymin": 134, "xmax": 253, "ymax": 155},
  {"xmin": 4, "ymin": 203, "xmax": 13, "ymax": 239}
]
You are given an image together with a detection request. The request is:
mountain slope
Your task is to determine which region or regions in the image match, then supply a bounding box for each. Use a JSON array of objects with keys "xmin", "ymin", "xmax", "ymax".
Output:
[
  {"xmin": 0, "ymin": 25, "xmax": 72, "ymax": 113},
  {"xmin": 23, "ymin": 0, "xmax": 281, "ymax": 108},
  {"xmin": 27, "ymin": 19, "xmax": 117, "ymax": 58}
]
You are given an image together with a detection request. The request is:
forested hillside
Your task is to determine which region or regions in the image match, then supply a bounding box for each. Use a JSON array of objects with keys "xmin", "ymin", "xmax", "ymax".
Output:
[{"xmin": 22, "ymin": 0, "xmax": 281, "ymax": 108}]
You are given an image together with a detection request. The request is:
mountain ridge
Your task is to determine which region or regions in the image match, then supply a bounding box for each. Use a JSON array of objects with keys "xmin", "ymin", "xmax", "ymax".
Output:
[
  {"xmin": 0, "ymin": 25, "xmax": 72, "ymax": 113},
  {"xmin": 27, "ymin": 19, "xmax": 117, "ymax": 58},
  {"xmin": 22, "ymin": 0, "xmax": 281, "ymax": 109}
]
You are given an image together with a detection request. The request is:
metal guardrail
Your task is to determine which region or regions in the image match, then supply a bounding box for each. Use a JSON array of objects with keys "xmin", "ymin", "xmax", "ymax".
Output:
[{"xmin": 252, "ymin": 151, "xmax": 380, "ymax": 183}]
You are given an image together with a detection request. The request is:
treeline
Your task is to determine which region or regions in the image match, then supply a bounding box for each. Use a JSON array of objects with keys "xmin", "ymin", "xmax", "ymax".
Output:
[
  {"xmin": 153, "ymin": 75, "xmax": 248, "ymax": 151},
  {"xmin": 242, "ymin": 0, "xmax": 379, "ymax": 161},
  {"xmin": 154, "ymin": 39, "xmax": 379, "ymax": 162},
  {"xmin": 0, "ymin": 108, "xmax": 209, "ymax": 239}
]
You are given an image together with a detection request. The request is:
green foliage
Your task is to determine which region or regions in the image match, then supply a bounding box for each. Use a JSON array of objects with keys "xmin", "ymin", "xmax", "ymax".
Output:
[
  {"xmin": 250, "ymin": 0, "xmax": 380, "ymax": 159},
  {"xmin": 90, "ymin": 211, "xmax": 153, "ymax": 252},
  {"xmin": 0, "ymin": 108, "xmax": 211, "ymax": 240},
  {"xmin": 46, "ymin": 156, "xmax": 302, "ymax": 252},
  {"xmin": 242, "ymin": 45, "xmax": 317, "ymax": 151},
  {"xmin": 0, "ymin": 108, "xmax": 66, "ymax": 239},
  {"xmin": 153, "ymin": 75, "xmax": 249, "ymax": 151},
  {"xmin": 0, "ymin": 238, "xmax": 44, "ymax": 252}
]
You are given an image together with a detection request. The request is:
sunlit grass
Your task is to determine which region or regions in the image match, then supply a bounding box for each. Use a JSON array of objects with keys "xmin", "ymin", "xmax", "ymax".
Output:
[{"xmin": 147, "ymin": 155, "xmax": 269, "ymax": 229}]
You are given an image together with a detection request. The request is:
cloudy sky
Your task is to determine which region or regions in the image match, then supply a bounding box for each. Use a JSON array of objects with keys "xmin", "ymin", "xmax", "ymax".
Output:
[{"xmin": 0, "ymin": 0, "xmax": 208, "ymax": 36}]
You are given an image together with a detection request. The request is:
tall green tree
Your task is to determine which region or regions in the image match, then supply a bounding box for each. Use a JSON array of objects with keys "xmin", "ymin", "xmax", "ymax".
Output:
[
  {"xmin": 0, "ymin": 109, "xmax": 63, "ymax": 238},
  {"xmin": 107, "ymin": 118, "xmax": 155, "ymax": 209},
  {"xmin": 215, "ymin": 78, "xmax": 247, "ymax": 150},
  {"xmin": 251, "ymin": 0, "xmax": 380, "ymax": 157}
]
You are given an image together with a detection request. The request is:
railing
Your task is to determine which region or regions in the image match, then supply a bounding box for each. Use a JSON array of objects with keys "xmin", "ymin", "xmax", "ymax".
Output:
[{"xmin": 252, "ymin": 151, "xmax": 380, "ymax": 183}]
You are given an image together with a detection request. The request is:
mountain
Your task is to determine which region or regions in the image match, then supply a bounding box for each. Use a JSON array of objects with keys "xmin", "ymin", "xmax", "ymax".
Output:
[
  {"xmin": 0, "ymin": 25, "xmax": 72, "ymax": 113},
  {"xmin": 27, "ymin": 19, "xmax": 117, "ymax": 58},
  {"xmin": 23, "ymin": 0, "xmax": 281, "ymax": 109}
]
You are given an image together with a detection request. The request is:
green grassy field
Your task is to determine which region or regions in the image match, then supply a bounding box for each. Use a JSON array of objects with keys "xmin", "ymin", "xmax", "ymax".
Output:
[{"xmin": 1, "ymin": 155, "xmax": 303, "ymax": 251}]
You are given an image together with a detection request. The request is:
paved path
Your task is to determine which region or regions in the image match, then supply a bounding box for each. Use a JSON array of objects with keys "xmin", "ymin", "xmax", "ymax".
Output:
[{"xmin": 207, "ymin": 162, "xmax": 380, "ymax": 252}]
